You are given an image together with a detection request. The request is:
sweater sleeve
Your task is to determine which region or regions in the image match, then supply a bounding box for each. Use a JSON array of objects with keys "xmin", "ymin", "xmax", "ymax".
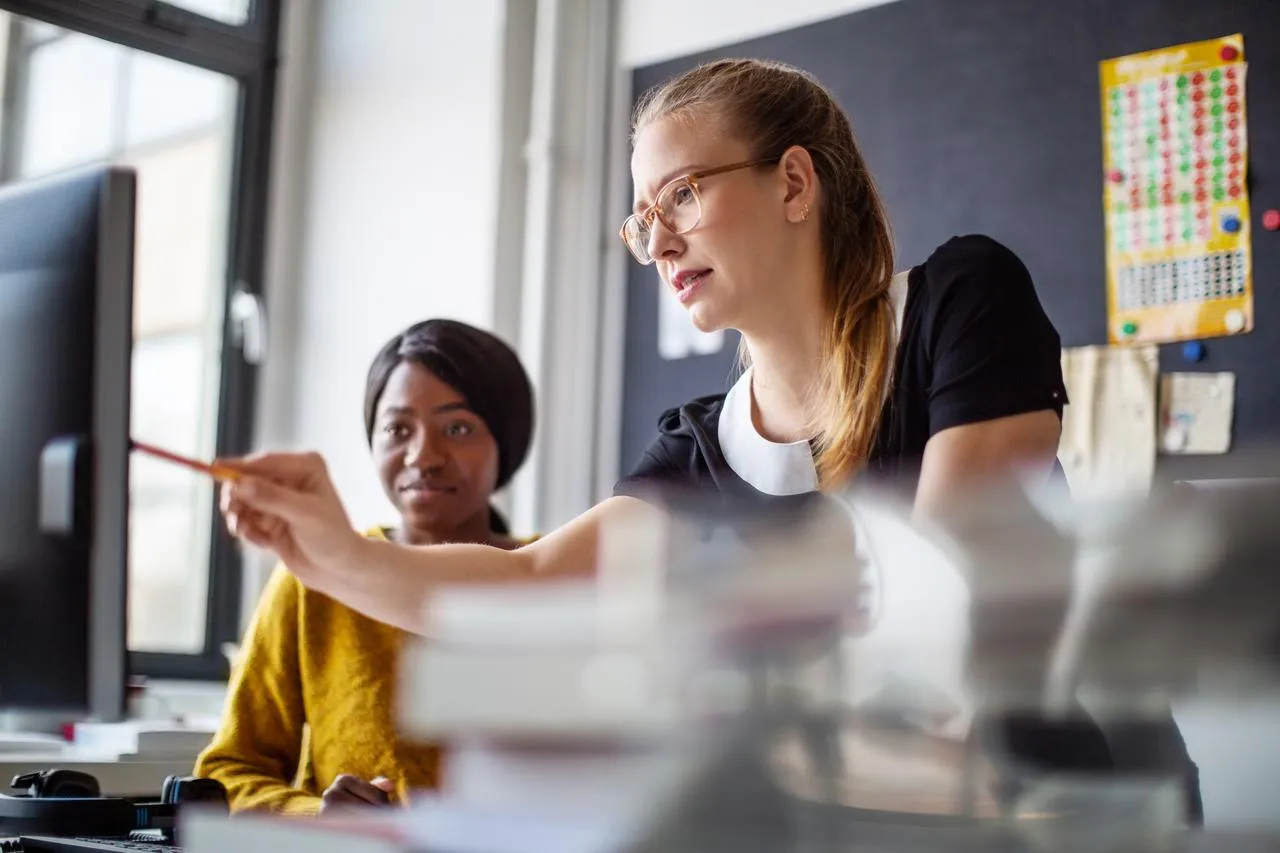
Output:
[{"xmin": 194, "ymin": 565, "xmax": 322, "ymax": 816}]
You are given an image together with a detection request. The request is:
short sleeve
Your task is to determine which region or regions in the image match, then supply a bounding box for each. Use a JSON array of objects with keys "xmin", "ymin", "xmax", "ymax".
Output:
[{"xmin": 922, "ymin": 235, "xmax": 1068, "ymax": 436}]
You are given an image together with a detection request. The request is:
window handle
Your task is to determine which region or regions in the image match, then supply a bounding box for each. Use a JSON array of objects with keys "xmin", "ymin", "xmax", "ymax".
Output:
[{"xmin": 230, "ymin": 284, "xmax": 267, "ymax": 366}]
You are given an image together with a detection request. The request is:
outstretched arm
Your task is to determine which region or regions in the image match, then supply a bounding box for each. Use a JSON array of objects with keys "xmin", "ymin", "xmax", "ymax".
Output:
[{"xmin": 221, "ymin": 451, "xmax": 657, "ymax": 633}]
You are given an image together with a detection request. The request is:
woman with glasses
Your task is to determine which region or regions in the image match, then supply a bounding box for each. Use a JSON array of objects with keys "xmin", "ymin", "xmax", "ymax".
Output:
[
  {"xmin": 218, "ymin": 57, "xmax": 1068, "ymax": 614},
  {"xmin": 217, "ymin": 56, "xmax": 1201, "ymax": 824}
]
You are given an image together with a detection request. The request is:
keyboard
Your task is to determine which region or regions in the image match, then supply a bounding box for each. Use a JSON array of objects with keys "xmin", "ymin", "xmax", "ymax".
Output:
[{"xmin": 17, "ymin": 835, "xmax": 180, "ymax": 852}]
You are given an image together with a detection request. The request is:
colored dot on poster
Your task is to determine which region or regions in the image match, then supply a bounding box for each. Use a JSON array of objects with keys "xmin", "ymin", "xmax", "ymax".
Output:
[
  {"xmin": 1227, "ymin": 84, "xmax": 1239, "ymax": 97},
  {"xmin": 1211, "ymin": 104, "xmax": 1223, "ymax": 117},
  {"xmin": 1229, "ymin": 151, "xmax": 1241, "ymax": 163},
  {"xmin": 1192, "ymin": 90, "xmax": 1204, "ymax": 102},
  {"xmin": 1180, "ymin": 191, "xmax": 1192, "ymax": 203},
  {"xmin": 1220, "ymin": 45, "xmax": 1240, "ymax": 62},
  {"xmin": 1229, "ymin": 117, "xmax": 1240, "ymax": 130},
  {"xmin": 1226, "ymin": 67, "xmax": 1237, "ymax": 80},
  {"xmin": 1193, "ymin": 72, "xmax": 1205, "ymax": 85},
  {"xmin": 1214, "ymin": 187, "xmax": 1226, "ymax": 201},
  {"xmin": 1211, "ymin": 86, "xmax": 1223, "ymax": 100},
  {"xmin": 1228, "ymin": 101, "xmax": 1240, "ymax": 113},
  {"xmin": 1193, "ymin": 106, "xmax": 1205, "ymax": 120},
  {"xmin": 1214, "ymin": 120, "xmax": 1225, "ymax": 134},
  {"xmin": 1176, "ymin": 75, "xmax": 1188, "ymax": 88},
  {"xmin": 1122, "ymin": 321, "xmax": 1139, "ymax": 336},
  {"xmin": 1213, "ymin": 138, "xmax": 1225, "ymax": 153},
  {"xmin": 1213, "ymin": 155, "xmax": 1224, "ymax": 168},
  {"xmin": 1183, "ymin": 228, "xmax": 1193, "ymax": 241},
  {"xmin": 1229, "ymin": 185, "xmax": 1242, "ymax": 199},
  {"xmin": 1210, "ymin": 69, "xmax": 1222, "ymax": 83},
  {"xmin": 1180, "ymin": 163, "xmax": 1191, "ymax": 175}
]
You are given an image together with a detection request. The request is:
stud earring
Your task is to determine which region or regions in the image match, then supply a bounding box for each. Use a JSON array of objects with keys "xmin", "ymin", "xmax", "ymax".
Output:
[{"xmin": 800, "ymin": 203, "xmax": 811, "ymax": 222}]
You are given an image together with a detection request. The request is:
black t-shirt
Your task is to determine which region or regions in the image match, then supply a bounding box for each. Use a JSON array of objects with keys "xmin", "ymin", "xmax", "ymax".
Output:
[{"xmin": 614, "ymin": 234, "xmax": 1069, "ymax": 505}]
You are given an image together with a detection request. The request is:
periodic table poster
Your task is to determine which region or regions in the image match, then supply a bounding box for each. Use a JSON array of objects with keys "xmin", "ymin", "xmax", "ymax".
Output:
[{"xmin": 1101, "ymin": 33, "xmax": 1253, "ymax": 345}]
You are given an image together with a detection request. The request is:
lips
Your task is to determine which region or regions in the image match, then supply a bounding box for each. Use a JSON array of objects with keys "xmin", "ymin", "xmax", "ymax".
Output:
[
  {"xmin": 398, "ymin": 479, "xmax": 456, "ymax": 497},
  {"xmin": 671, "ymin": 268, "xmax": 711, "ymax": 304}
]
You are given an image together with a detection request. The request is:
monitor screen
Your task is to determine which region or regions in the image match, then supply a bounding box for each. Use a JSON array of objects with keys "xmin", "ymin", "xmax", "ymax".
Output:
[{"xmin": 0, "ymin": 166, "xmax": 135, "ymax": 723}]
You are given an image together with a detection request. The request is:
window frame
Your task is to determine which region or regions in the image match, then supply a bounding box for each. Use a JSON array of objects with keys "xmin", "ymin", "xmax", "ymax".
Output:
[{"xmin": 0, "ymin": 0, "xmax": 280, "ymax": 681}]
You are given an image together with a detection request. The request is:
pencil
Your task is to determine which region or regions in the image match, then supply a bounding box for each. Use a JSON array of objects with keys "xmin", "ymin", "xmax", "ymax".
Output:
[{"xmin": 131, "ymin": 440, "xmax": 241, "ymax": 483}]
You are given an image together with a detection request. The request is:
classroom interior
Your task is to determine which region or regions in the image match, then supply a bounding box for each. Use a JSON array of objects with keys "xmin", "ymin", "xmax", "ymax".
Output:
[{"xmin": 1, "ymin": 0, "xmax": 1279, "ymax": 849}]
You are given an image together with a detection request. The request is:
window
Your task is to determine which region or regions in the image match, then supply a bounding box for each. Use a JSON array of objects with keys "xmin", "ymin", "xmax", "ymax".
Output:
[{"xmin": 0, "ymin": 0, "xmax": 279, "ymax": 679}]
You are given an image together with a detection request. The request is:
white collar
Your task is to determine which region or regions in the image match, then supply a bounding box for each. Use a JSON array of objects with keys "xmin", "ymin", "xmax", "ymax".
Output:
[{"xmin": 718, "ymin": 271, "xmax": 910, "ymax": 496}]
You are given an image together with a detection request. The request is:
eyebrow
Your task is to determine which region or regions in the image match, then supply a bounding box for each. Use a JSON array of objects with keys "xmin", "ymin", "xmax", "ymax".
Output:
[
  {"xmin": 632, "ymin": 163, "xmax": 704, "ymax": 215},
  {"xmin": 381, "ymin": 402, "xmax": 474, "ymax": 418}
]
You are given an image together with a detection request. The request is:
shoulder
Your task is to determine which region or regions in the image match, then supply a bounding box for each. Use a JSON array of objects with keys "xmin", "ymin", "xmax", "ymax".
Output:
[
  {"xmin": 913, "ymin": 234, "xmax": 1035, "ymax": 306},
  {"xmin": 614, "ymin": 392, "xmax": 729, "ymax": 498},
  {"xmin": 910, "ymin": 234, "xmax": 1058, "ymax": 344},
  {"xmin": 653, "ymin": 392, "xmax": 727, "ymax": 436}
]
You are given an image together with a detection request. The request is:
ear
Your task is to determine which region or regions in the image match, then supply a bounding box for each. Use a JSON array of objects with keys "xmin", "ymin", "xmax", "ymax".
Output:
[{"xmin": 777, "ymin": 144, "xmax": 817, "ymax": 224}]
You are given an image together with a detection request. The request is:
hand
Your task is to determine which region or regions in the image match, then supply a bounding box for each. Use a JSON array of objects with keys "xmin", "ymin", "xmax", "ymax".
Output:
[
  {"xmin": 318, "ymin": 775, "xmax": 396, "ymax": 815},
  {"xmin": 218, "ymin": 451, "xmax": 365, "ymax": 591}
]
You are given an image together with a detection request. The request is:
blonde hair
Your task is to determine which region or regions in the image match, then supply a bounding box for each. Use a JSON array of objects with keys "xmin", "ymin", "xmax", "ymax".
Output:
[{"xmin": 632, "ymin": 58, "xmax": 896, "ymax": 490}]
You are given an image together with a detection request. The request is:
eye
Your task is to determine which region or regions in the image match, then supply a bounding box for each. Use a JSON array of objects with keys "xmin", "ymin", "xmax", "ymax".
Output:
[
  {"xmin": 444, "ymin": 421, "xmax": 475, "ymax": 438},
  {"xmin": 670, "ymin": 184, "xmax": 696, "ymax": 207},
  {"xmin": 382, "ymin": 422, "xmax": 410, "ymax": 440}
]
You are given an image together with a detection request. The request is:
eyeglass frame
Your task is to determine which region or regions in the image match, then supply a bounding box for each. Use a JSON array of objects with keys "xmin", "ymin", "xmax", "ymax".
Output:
[{"xmin": 619, "ymin": 157, "xmax": 780, "ymax": 264}]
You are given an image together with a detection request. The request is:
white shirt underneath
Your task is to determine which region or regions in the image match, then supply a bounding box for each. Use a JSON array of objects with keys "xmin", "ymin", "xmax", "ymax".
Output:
[{"xmin": 718, "ymin": 270, "xmax": 910, "ymax": 497}]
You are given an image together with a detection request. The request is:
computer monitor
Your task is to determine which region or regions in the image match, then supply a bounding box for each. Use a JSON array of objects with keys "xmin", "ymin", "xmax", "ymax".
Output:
[{"xmin": 0, "ymin": 165, "xmax": 135, "ymax": 724}]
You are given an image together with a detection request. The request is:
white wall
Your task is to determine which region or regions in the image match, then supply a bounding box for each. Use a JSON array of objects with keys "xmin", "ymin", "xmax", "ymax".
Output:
[
  {"xmin": 264, "ymin": 0, "xmax": 511, "ymax": 532},
  {"xmin": 618, "ymin": 0, "xmax": 901, "ymax": 68}
]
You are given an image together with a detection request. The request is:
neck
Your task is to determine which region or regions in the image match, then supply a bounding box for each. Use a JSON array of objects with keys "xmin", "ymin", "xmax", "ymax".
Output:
[
  {"xmin": 741, "ymin": 295, "xmax": 826, "ymax": 444},
  {"xmin": 395, "ymin": 509, "xmax": 496, "ymax": 547}
]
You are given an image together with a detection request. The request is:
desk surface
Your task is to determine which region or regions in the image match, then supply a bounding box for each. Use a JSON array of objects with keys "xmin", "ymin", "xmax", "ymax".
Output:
[{"xmin": 0, "ymin": 751, "xmax": 196, "ymax": 798}]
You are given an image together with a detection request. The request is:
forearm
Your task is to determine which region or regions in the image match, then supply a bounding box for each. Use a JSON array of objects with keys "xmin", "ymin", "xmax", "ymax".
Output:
[
  {"xmin": 305, "ymin": 497, "xmax": 644, "ymax": 634},
  {"xmin": 196, "ymin": 747, "xmax": 319, "ymax": 815},
  {"xmin": 324, "ymin": 538, "xmax": 540, "ymax": 632}
]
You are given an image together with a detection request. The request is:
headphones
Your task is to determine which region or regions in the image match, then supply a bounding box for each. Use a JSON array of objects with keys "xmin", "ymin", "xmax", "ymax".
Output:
[
  {"xmin": 160, "ymin": 775, "xmax": 227, "ymax": 806},
  {"xmin": 3, "ymin": 770, "xmax": 227, "ymax": 841},
  {"xmin": 8, "ymin": 770, "xmax": 100, "ymax": 799}
]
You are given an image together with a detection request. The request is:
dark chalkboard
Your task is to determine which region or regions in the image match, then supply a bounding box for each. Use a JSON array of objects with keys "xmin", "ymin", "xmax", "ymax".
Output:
[{"xmin": 618, "ymin": 0, "xmax": 1280, "ymax": 483}]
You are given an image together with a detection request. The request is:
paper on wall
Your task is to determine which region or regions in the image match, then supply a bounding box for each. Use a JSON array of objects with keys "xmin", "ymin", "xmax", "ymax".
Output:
[
  {"xmin": 1159, "ymin": 372, "xmax": 1235, "ymax": 455},
  {"xmin": 1058, "ymin": 344, "xmax": 1159, "ymax": 499}
]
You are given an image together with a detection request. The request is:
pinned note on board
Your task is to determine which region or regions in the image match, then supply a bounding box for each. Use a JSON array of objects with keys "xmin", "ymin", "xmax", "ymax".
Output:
[
  {"xmin": 1159, "ymin": 371, "xmax": 1235, "ymax": 454},
  {"xmin": 1058, "ymin": 344, "xmax": 1160, "ymax": 498}
]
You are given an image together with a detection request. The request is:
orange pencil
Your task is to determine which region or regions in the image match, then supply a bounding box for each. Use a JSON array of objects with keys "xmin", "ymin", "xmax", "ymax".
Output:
[{"xmin": 131, "ymin": 440, "xmax": 241, "ymax": 483}]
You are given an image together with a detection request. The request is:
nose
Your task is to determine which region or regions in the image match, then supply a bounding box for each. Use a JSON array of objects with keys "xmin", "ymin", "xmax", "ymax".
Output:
[
  {"xmin": 645, "ymin": 215, "xmax": 684, "ymax": 263},
  {"xmin": 405, "ymin": 429, "xmax": 447, "ymax": 470}
]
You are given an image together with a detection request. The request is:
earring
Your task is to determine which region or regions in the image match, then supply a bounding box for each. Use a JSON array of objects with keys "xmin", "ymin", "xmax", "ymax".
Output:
[{"xmin": 800, "ymin": 203, "xmax": 811, "ymax": 222}]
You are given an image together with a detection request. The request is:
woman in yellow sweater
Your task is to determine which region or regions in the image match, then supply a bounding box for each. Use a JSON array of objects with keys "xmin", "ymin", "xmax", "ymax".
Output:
[{"xmin": 194, "ymin": 318, "xmax": 536, "ymax": 815}]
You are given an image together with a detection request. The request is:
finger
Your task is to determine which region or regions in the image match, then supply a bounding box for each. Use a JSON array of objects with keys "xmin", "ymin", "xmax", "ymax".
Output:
[
  {"xmin": 331, "ymin": 776, "xmax": 389, "ymax": 805},
  {"xmin": 370, "ymin": 777, "xmax": 394, "ymax": 793},
  {"xmin": 234, "ymin": 476, "xmax": 316, "ymax": 524},
  {"xmin": 215, "ymin": 450, "xmax": 328, "ymax": 482}
]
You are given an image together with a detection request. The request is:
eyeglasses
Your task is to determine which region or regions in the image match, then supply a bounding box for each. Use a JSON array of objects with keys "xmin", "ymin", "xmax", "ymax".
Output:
[{"xmin": 619, "ymin": 158, "xmax": 778, "ymax": 264}]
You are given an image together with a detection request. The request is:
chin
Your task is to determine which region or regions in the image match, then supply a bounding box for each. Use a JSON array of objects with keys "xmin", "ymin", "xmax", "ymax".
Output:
[{"xmin": 686, "ymin": 302, "xmax": 729, "ymax": 335}]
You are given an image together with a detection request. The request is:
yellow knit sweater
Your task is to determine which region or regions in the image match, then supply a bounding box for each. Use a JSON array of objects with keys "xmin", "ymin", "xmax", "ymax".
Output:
[{"xmin": 194, "ymin": 527, "xmax": 440, "ymax": 815}]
